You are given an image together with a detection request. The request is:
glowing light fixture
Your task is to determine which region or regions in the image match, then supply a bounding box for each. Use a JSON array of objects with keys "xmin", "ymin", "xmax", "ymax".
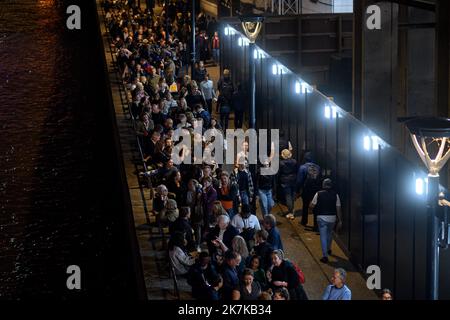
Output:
[
  {"xmin": 241, "ymin": 37, "xmax": 250, "ymax": 46},
  {"xmin": 272, "ymin": 64, "xmax": 283, "ymax": 75},
  {"xmin": 295, "ymin": 80, "xmax": 313, "ymax": 94},
  {"xmin": 253, "ymin": 49, "xmax": 265, "ymax": 59},
  {"xmin": 324, "ymin": 105, "xmax": 339, "ymax": 119},
  {"xmin": 363, "ymin": 135, "xmax": 381, "ymax": 151}
]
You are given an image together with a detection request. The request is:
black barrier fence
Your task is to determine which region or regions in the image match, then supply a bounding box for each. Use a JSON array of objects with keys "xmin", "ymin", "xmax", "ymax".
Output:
[{"xmin": 220, "ymin": 24, "xmax": 450, "ymax": 299}]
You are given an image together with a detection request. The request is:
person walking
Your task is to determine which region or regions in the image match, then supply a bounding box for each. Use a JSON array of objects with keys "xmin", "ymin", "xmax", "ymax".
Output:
[
  {"xmin": 200, "ymin": 73, "xmax": 217, "ymax": 115},
  {"xmin": 231, "ymin": 84, "xmax": 245, "ymax": 129},
  {"xmin": 211, "ymin": 31, "xmax": 220, "ymax": 65},
  {"xmin": 309, "ymin": 178, "xmax": 342, "ymax": 263},
  {"xmin": 217, "ymin": 92, "xmax": 231, "ymax": 130},
  {"xmin": 297, "ymin": 151, "xmax": 322, "ymax": 230},
  {"xmin": 257, "ymin": 161, "xmax": 275, "ymax": 216},
  {"xmin": 230, "ymin": 158, "xmax": 254, "ymax": 208},
  {"xmin": 278, "ymin": 149, "xmax": 298, "ymax": 220}
]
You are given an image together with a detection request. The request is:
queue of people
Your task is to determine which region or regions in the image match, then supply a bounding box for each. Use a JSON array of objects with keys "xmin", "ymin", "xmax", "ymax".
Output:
[{"xmin": 102, "ymin": 0, "xmax": 394, "ymax": 302}]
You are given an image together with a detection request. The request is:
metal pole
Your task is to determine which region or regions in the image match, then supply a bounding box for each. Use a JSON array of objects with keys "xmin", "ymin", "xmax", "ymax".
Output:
[
  {"xmin": 191, "ymin": 0, "xmax": 196, "ymax": 78},
  {"xmin": 165, "ymin": 0, "xmax": 169, "ymax": 42},
  {"xmin": 427, "ymin": 174, "xmax": 440, "ymax": 300},
  {"xmin": 249, "ymin": 42, "xmax": 256, "ymax": 129}
]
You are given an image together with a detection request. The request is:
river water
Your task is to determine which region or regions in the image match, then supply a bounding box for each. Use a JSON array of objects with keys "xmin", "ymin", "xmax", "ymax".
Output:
[{"xmin": 0, "ymin": 0, "xmax": 138, "ymax": 298}]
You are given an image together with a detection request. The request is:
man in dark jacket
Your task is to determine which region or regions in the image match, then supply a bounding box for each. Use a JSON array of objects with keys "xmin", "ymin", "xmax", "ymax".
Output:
[
  {"xmin": 230, "ymin": 161, "xmax": 254, "ymax": 208},
  {"xmin": 217, "ymin": 69, "xmax": 234, "ymax": 103},
  {"xmin": 231, "ymin": 84, "xmax": 245, "ymax": 129},
  {"xmin": 297, "ymin": 151, "xmax": 322, "ymax": 230}
]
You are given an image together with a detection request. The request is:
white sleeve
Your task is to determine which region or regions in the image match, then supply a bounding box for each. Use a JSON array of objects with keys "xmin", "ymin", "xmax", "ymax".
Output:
[
  {"xmin": 336, "ymin": 194, "xmax": 341, "ymax": 207},
  {"xmin": 231, "ymin": 216, "xmax": 242, "ymax": 232},
  {"xmin": 253, "ymin": 216, "xmax": 261, "ymax": 231},
  {"xmin": 178, "ymin": 249, "xmax": 195, "ymax": 267},
  {"xmin": 310, "ymin": 192, "xmax": 318, "ymax": 206}
]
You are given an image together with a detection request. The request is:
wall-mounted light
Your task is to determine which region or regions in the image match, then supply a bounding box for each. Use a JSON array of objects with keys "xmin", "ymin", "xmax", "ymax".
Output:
[
  {"xmin": 295, "ymin": 80, "xmax": 313, "ymax": 94},
  {"xmin": 324, "ymin": 105, "xmax": 339, "ymax": 119},
  {"xmin": 224, "ymin": 27, "xmax": 235, "ymax": 36},
  {"xmin": 272, "ymin": 64, "xmax": 283, "ymax": 75},
  {"xmin": 363, "ymin": 135, "xmax": 382, "ymax": 151},
  {"xmin": 416, "ymin": 177, "xmax": 425, "ymax": 195},
  {"xmin": 371, "ymin": 135, "xmax": 380, "ymax": 150},
  {"xmin": 253, "ymin": 49, "xmax": 265, "ymax": 59},
  {"xmin": 364, "ymin": 136, "xmax": 371, "ymax": 151},
  {"xmin": 238, "ymin": 37, "xmax": 249, "ymax": 46}
]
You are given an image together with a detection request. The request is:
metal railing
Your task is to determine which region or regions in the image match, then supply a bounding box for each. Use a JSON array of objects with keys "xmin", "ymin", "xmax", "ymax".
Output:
[{"xmin": 100, "ymin": 1, "xmax": 174, "ymax": 295}]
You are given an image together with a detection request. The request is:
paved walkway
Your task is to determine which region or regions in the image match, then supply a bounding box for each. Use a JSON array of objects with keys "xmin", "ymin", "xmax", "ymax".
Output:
[{"xmin": 97, "ymin": 0, "xmax": 377, "ymax": 300}]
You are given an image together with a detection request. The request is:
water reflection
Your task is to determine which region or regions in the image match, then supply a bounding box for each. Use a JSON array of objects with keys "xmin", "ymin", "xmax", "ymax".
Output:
[{"xmin": 0, "ymin": 0, "xmax": 135, "ymax": 298}]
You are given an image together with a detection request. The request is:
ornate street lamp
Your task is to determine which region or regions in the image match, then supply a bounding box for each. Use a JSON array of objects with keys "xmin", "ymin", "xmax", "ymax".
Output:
[
  {"xmin": 399, "ymin": 116, "xmax": 450, "ymax": 300},
  {"xmin": 239, "ymin": 14, "xmax": 264, "ymax": 129}
]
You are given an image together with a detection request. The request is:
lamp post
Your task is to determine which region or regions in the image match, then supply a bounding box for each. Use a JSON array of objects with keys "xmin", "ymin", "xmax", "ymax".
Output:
[
  {"xmin": 191, "ymin": 0, "xmax": 196, "ymax": 79},
  {"xmin": 239, "ymin": 14, "xmax": 264, "ymax": 129},
  {"xmin": 399, "ymin": 116, "xmax": 450, "ymax": 300}
]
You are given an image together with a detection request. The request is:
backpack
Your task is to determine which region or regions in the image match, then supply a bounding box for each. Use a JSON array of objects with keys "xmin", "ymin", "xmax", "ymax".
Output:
[
  {"xmin": 220, "ymin": 80, "xmax": 234, "ymax": 103},
  {"xmin": 304, "ymin": 163, "xmax": 321, "ymax": 191},
  {"xmin": 287, "ymin": 260, "xmax": 305, "ymax": 284}
]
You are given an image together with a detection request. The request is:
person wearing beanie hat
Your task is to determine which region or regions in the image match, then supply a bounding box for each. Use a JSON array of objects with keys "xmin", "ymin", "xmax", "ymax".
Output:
[{"xmin": 309, "ymin": 178, "xmax": 342, "ymax": 263}]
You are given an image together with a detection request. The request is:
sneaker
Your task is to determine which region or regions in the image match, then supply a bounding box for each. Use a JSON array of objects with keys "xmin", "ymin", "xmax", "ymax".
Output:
[
  {"xmin": 285, "ymin": 213, "xmax": 294, "ymax": 219},
  {"xmin": 320, "ymin": 257, "xmax": 329, "ymax": 263}
]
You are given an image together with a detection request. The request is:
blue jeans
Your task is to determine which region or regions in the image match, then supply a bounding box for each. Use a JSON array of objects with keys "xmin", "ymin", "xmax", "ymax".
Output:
[
  {"xmin": 258, "ymin": 189, "xmax": 274, "ymax": 216},
  {"xmin": 212, "ymin": 48, "xmax": 220, "ymax": 63},
  {"xmin": 240, "ymin": 191, "xmax": 250, "ymax": 207},
  {"xmin": 317, "ymin": 217, "xmax": 335, "ymax": 258},
  {"xmin": 281, "ymin": 186, "xmax": 295, "ymax": 213}
]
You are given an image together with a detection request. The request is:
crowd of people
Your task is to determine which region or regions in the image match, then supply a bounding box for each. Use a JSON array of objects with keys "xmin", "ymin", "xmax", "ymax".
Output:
[{"xmin": 102, "ymin": 0, "xmax": 393, "ymax": 301}]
